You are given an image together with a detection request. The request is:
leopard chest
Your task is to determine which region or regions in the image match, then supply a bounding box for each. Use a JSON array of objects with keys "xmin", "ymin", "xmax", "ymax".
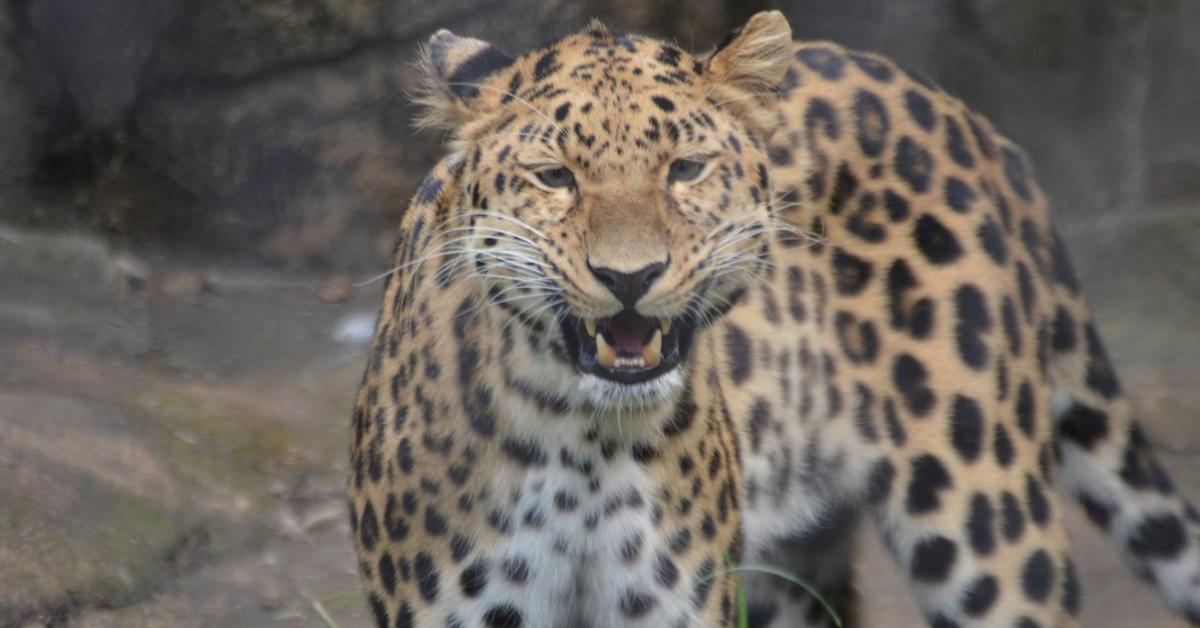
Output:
[{"xmin": 456, "ymin": 411, "xmax": 735, "ymax": 628}]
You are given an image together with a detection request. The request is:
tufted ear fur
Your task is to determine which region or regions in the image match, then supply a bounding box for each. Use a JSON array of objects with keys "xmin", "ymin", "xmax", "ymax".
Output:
[
  {"xmin": 415, "ymin": 29, "xmax": 514, "ymax": 130},
  {"xmin": 705, "ymin": 11, "xmax": 793, "ymax": 92},
  {"xmin": 702, "ymin": 11, "xmax": 793, "ymax": 133}
]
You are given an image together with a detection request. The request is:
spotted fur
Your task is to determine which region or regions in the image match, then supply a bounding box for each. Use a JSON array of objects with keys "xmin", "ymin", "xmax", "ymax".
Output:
[{"xmin": 350, "ymin": 11, "xmax": 1200, "ymax": 627}]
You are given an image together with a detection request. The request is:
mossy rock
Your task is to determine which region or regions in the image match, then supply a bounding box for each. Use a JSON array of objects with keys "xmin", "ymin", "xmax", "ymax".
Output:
[{"xmin": 0, "ymin": 394, "xmax": 212, "ymax": 623}]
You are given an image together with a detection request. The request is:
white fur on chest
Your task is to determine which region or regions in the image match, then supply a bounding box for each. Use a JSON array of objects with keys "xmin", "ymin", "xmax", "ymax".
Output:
[
  {"xmin": 467, "ymin": 405, "xmax": 698, "ymax": 627},
  {"xmin": 454, "ymin": 334, "xmax": 709, "ymax": 626}
]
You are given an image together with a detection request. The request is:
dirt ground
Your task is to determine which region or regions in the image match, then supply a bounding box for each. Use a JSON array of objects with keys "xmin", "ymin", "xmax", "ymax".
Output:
[{"xmin": 2, "ymin": 202, "xmax": 1198, "ymax": 627}]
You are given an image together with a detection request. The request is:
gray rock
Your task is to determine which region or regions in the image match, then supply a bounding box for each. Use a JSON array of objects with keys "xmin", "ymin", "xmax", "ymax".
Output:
[
  {"xmin": 0, "ymin": 7, "xmax": 38, "ymax": 190},
  {"xmin": 1145, "ymin": 0, "xmax": 1200, "ymax": 201},
  {"xmin": 26, "ymin": 0, "xmax": 178, "ymax": 130},
  {"xmin": 131, "ymin": 43, "xmax": 418, "ymax": 267},
  {"xmin": 122, "ymin": 0, "xmax": 598, "ymax": 267},
  {"xmin": 0, "ymin": 393, "xmax": 205, "ymax": 625},
  {"xmin": 0, "ymin": 226, "xmax": 150, "ymax": 356}
]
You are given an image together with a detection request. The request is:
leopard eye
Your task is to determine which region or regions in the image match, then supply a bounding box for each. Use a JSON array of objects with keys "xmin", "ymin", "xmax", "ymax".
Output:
[
  {"xmin": 535, "ymin": 166, "xmax": 575, "ymax": 189},
  {"xmin": 668, "ymin": 158, "xmax": 706, "ymax": 183}
]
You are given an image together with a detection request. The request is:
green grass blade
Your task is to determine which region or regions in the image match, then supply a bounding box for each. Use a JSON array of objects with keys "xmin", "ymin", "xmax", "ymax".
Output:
[
  {"xmin": 736, "ymin": 570, "xmax": 750, "ymax": 628},
  {"xmin": 712, "ymin": 563, "xmax": 844, "ymax": 628}
]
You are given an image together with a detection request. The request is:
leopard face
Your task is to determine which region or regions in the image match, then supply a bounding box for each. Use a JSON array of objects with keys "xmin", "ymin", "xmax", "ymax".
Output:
[{"xmin": 420, "ymin": 17, "xmax": 796, "ymax": 410}]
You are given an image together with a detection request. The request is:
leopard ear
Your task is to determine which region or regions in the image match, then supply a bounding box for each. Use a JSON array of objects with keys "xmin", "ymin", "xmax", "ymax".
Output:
[
  {"xmin": 704, "ymin": 11, "xmax": 793, "ymax": 95},
  {"xmin": 415, "ymin": 29, "xmax": 514, "ymax": 130}
]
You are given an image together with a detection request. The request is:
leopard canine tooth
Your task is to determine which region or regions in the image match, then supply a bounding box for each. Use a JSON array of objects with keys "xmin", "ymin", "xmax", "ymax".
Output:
[
  {"xmin": 643, "ymin": 329, "xmax": 663, "ymax": 367},
  {"xmin": 584, "ymin": 319, "xmax": 597, "ymax": 336},
  {"xmin": 661, "ymin": 319, "xmax": 672, "ymax": 335},
  {"xmin": 596, "ymin": 333, "xmax": 616, "ymax": 368}
]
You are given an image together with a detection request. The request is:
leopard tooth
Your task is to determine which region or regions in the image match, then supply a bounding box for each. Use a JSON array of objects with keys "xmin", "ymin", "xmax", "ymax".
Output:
[
  {"xmin": 661, "ymin": 318, "xmax": 672, "ymax": 335},
  {"xmin": 596, "ymin": 333, "xmax": 616, "ymax": 368},
  {"xmin": 615, "ymin": 356, "xmax": 644, "ymax": 369},
  {"xmin": 585, "ymin": 319, "xmax": 597, "ymax": 336},
  {"xmin": 643, "ymin": 329, "xmax": 663, "ymax": 368}
]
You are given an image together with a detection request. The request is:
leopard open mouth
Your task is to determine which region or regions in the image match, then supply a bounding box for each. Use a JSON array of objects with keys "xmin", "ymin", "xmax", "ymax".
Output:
[{"xmin": 560, "ymin": 310, "xmax": 697, "ymax": 384}]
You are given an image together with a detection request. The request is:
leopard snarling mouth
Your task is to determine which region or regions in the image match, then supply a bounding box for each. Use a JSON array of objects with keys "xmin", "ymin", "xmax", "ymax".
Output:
[{"xmin": 560, "ymin": 309, "xmax": 696, "ymax": 384}]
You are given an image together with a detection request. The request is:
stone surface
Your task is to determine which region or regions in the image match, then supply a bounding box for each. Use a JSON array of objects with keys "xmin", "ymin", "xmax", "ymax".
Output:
[
  {"xmin": 3, "ymin": 0, "xmax": 600, "ymax": 268},
  {"xmin": 1145, "ymin": 0, "xmax": 1200, "ymax": 202},
  {"xmin": 0, "ymin": 393, "xmax": 202, "ymax": 625},
  {"xmin": 130, "ymin": 41, "xmax": 418, "ymax": 268},
  {"xmin": 26, "ymin": 0, "xmax": 178, "ymax": 131},
  {"xmin": 0, "ymin": 294, "xmax": 375, "ymax": 626},
  {"xmin": 0, "ymin": 6, "xmax": 39, "ymax": 191},
  {"xmin": 0, "ymin": 226, "xmax": 150, "ymax": 357},
  {"xmin": 122, "ymin": 0, "xmax": 601, "ymax": 268}
]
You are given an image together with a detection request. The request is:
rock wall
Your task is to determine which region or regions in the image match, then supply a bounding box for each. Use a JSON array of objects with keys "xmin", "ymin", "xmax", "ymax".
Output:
[
  {"xmin": 0, "ymin": 0, "xmax": 1196, "ymax": 269},
  {"xmin": 0, "ymin": 5, "xmax": 37, "ymax": 191},
  {"xmin": 1145, "ymin": 0, "xmax": 1200, "ymax": 201}
]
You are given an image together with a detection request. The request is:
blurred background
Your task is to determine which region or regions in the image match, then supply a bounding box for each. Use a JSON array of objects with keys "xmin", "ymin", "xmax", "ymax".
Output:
[{"xmin": 1, "ymin": 1, "xmax": 1197, "ymax": 626}]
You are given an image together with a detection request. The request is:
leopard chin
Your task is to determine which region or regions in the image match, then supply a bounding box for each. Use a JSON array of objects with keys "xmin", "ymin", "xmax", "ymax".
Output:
[{"xmin": 576, "ymin": 367, "xmax": 686, "ymax": 413}]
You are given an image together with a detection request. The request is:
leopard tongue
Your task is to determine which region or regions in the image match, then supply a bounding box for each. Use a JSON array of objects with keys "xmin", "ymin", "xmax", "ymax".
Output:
[
  {"xmin": 607, "ymin": 311, "xmax": 654, "ymax": 355},
  {"xmin": 586, "ymin": 313, "xmax": 670, "ymax": 370}
]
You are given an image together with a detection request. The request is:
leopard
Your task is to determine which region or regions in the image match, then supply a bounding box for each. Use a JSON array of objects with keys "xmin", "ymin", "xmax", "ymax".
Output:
[{"xmin": 348, "ymin": 11, "xmax": 1200, "ymax": 627}]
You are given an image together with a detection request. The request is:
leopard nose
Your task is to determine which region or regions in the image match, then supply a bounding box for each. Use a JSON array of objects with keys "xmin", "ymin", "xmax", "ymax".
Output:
[{"xmin": 588, "ymin": 260, "xmax": 667, "ymax": 309}]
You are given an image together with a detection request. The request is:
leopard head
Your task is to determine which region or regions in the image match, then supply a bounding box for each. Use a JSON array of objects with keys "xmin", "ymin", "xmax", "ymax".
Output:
[{"xmin": 415, "ymin": 11, "xmax": 797, "ymax": 408}]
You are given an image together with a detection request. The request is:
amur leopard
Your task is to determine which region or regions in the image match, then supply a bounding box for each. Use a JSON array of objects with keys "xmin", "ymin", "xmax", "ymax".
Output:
[{"xmin": 349, "ymin": 11, "xmax": 1200, "ymax": 628}]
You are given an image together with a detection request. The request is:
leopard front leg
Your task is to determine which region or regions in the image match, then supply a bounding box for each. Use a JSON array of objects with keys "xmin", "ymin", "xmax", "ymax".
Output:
[
  {"xmin": 870, "ymin": 447, "xmax": 1081, "ymax": 627},
  {"xmin": 741, "ymin": 505, "xmax": 860, "ymax": 628}
]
